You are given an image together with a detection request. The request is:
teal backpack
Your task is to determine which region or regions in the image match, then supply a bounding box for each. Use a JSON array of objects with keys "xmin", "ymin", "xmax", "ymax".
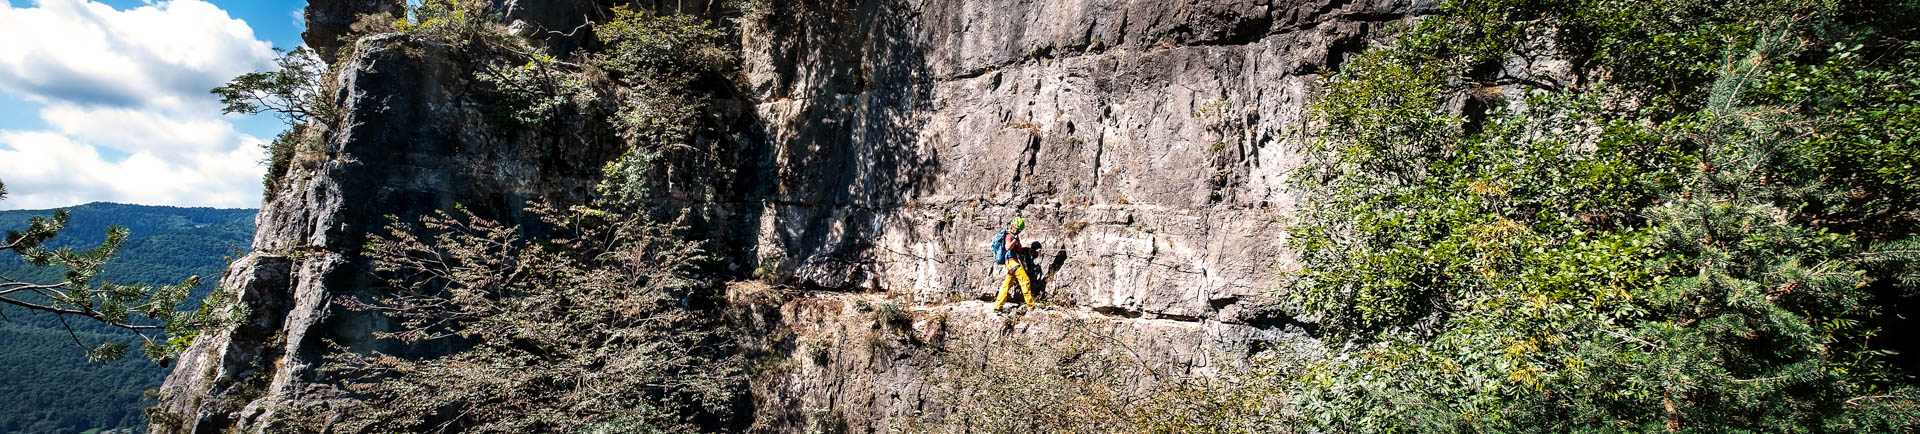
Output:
[{"xmin": 989, "ymin": 229, "xmax": 1011, "ymax": 262}]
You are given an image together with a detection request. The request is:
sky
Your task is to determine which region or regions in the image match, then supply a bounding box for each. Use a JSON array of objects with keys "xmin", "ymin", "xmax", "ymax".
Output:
[{"xmin": 0, "ymin": 0, "xmax": 310, "ymax": 210}]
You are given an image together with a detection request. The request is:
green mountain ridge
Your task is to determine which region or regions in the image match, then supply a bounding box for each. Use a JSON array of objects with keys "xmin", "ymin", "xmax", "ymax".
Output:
[{"xmin": 0, "ymin": 203, "xmax": 255, "ymax": 434}]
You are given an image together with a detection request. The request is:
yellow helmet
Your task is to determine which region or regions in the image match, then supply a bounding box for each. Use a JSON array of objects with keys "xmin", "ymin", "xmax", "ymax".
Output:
[{"xmin": 1012, "ymin": 217, "xmax": 1026, "ymax": 231}]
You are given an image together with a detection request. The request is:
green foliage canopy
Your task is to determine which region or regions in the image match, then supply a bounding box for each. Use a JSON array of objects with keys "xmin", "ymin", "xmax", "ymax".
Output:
[
  {"xmin": 592, "ymin": 6, "xmax": 736, "ymax": 208},
  {"xmin": 211, "ymin": 46, "xmax": 333, "ymax": 127},
  {"xmin": 1279, "ymin": 0, "xmax": 1920, "ymax": 431}
]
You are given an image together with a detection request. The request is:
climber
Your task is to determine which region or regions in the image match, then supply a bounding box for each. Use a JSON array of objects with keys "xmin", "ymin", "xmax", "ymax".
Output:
[{"xmin": 991, "ymin": 217, "xmax": 1037, "ymax": 310}]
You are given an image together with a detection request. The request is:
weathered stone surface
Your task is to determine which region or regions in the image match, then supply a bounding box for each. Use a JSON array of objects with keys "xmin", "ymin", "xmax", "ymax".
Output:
[
  {"xmin": 721, "ymin": 2, "xmax": 1424, "ymax": 427},
  {"xmin": 736, "ymin": 0, "xmax": 1423, "ymax": 325},
  {"xmin": 731, "ymin": 286, "xmax": 1309, "ymax": 433},
  {"xmin": 302, "ymin": 0, "xmax": 405, "ymax": 61},
  {"xmin": 148, "ymin": 254, "xmax": 292, "ymax": 432}
]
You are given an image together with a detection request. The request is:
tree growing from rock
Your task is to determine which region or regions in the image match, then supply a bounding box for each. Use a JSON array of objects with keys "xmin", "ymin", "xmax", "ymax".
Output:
[{"xmin": 211, "ymin": 46, "xmax": 334, "ymax": 126}]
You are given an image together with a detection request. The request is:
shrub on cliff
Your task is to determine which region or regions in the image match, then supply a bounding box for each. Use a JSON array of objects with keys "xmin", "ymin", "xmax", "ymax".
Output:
[
  {"xmin": 1280, "ymin": 0, "xmax": 1920, "ymax": 431},
  {"xmin": 311, "ymin": 204, "xmax": 743, "ymax": 433},
  {"xmin": 387, "ymin": 0, "xmax": 511, "ymax": 51},
  {"xmin": 927, "ymin": 322, "xmax": 1290, "ymax": 433},
  {"xmin": 591, "ymin": 6, "xmax": 737, "ymax": 207},
  {"xmin": 211, "ymin": 46, "xmax": 333, "ymax": 197}
]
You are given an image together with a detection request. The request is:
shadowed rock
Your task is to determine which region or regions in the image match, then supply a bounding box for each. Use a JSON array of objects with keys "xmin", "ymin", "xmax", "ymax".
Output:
[{"xmin": 302, "ymin": 0, "xmax": 404, "ymax": 61}]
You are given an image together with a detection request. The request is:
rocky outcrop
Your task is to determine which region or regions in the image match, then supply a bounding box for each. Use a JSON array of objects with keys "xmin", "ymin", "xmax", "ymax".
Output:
[
  {"xmin": 150, "ymin": 31, "xmax": 621, "ymax": 433},
  {"xmin": 723, "ymin": 1, "xmax": 1427, "ymax": 429},
  {"xmin": 732, "ymin": 285, "xmax": 1311, "ymax": 432},
  {"xmin": 301, "ymin": 0, "xmax": 404, "ymax": 60},
  {"xmin": 159, "ymin": 0, "xmax": 1434, "ymax": 431},
  {"xmin": 147, "ymin": 254, "xmax": 292, "ymax": 431}
]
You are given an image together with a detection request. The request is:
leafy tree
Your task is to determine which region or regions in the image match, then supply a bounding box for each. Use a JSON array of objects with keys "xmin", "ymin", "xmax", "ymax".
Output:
[
  {"xmin": 393, "ymin": 0, "xmax": 512, "ymax": 50},
  {"xmin": 1278, "ymin": 0, "xmax": 1920, "ymax": 431},
  {"xmin": 212, "ymin": 46, "xmax": 331, "ymax": 197},
  {"xmin": 211, "ymin": 46, "xmax": 333, "ymax": 127},
  {"xmin": 0, "ymin": 180, "xmax": 240, "ymax": 363},
  {"xmin": 474, "ymin": 52, "xmax": 596, "ymax": 128},
  {"xmin": 590, "ymin": 6, "xmax": 735, "ymax": 207}
]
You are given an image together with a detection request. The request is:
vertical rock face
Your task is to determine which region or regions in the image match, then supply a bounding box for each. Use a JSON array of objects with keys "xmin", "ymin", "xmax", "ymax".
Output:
[
  {"xmin": 729, "ymin": 0, "xmax": 1430, "ymax": 429},
  {"xmin": 148, "ymin": 254, "xmax": 293, "ymax": 432},
  {"xmin": 736, "ymin": 0, "xmax": 1430, "ymax": 324},
  {"xmin": 158, "ymin": 0, "xmax": 1434, "ymax": 431}
]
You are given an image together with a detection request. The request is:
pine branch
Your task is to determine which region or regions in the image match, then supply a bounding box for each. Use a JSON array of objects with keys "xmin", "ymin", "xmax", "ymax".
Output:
[{"xmin": 54, "ymin": 314, "xmax": 89, "ymax": 353}]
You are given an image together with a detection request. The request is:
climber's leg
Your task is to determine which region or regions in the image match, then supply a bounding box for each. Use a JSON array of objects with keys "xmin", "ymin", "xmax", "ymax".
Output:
[
  {"xmin": 994, "ymin": 262, "xmax": 1016, "ymax": 310},
  {"xmin": 1011, "ymin": 260, "xmax": 1036, "ymax": 307}
]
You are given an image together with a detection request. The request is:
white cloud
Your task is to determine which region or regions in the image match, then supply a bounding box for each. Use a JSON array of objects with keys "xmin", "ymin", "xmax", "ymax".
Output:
[
  {"xmin": 0, "ymin": 0, "xmax": 276, "ymax": 112},
  {"xmin": 0, "ymin": 0, "xmax": 279, "ymax": 210},
  {"xmin": 41, "ymin": 104, "xmax": 242, "ymax": 157},
  {"xmin": 0, "ymin": 131, "xmax": 264, "ymax": 210}
]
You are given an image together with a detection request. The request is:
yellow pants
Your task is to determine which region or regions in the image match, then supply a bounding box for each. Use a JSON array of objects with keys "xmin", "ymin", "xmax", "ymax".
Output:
[{"xmin": 995, "ymin": 259, "xmax": 1036, "ymax": 309}]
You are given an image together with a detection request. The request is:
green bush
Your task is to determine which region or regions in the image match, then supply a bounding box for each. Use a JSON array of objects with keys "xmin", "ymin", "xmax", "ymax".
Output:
[
  {"xmin": 475, "ymin": 52, "xmax": 597, "ymax": 128},
  {"xmin": 590, "ymin": 7, "xmax": 735, "ymax": 207},
  {"xmin": 260, "ymin": 126, "xmax": 304, "ymax": 197},
  {"xmin": 394, "ymin": 0, "xmax": 507, "ymax": 50},
  {"xmin": 214, "ymin": 45, "xmax": 331, "ymax": 201},
  {"xmin": 1279, "ymin": 0, "xmax": 1920, "ymax": 431}
]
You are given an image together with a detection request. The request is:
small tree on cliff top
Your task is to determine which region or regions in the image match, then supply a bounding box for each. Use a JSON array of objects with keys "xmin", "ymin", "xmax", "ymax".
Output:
[{"xmin": 212, "ymin": 46, "xmax": 333, "ymax": 127}]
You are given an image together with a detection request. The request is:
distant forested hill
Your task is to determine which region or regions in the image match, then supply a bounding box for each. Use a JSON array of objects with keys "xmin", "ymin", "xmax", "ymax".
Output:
[{"xmin": 0, "ymin": 203, "xmax": 254, "ymax": 434}]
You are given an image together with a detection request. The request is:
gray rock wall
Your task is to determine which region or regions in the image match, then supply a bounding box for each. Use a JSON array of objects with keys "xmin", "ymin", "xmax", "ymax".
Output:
[
  {"xmin": 730, "ymin": 1, "xmax": 1426, "ymax": 430},
  {"xmin": 738, "ymin": 0, "xmax": 1428, "ymax": 323},
  {"xmin": 302, "ymin": 0, "xmax": 403, "ymax": 60}
]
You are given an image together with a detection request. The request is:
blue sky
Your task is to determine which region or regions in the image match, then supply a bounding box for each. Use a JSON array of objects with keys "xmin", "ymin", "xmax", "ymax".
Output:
[{"xmin": 0, "ymin": 0, "xmax": 309, "ymax": 210}]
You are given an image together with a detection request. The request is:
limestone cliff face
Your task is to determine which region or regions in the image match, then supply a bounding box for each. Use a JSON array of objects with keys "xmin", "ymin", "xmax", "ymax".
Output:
[
  {"xmin": 729, "ymin": 0, "xmax": 1428, "ymax": 429},
  {"xmin": 154, "ymin": 0, "xmax": 1430, "ymax": 431},
  {"xmin": 738, "ymin": 0, "xmax": 1431, "ymax": 324}
]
